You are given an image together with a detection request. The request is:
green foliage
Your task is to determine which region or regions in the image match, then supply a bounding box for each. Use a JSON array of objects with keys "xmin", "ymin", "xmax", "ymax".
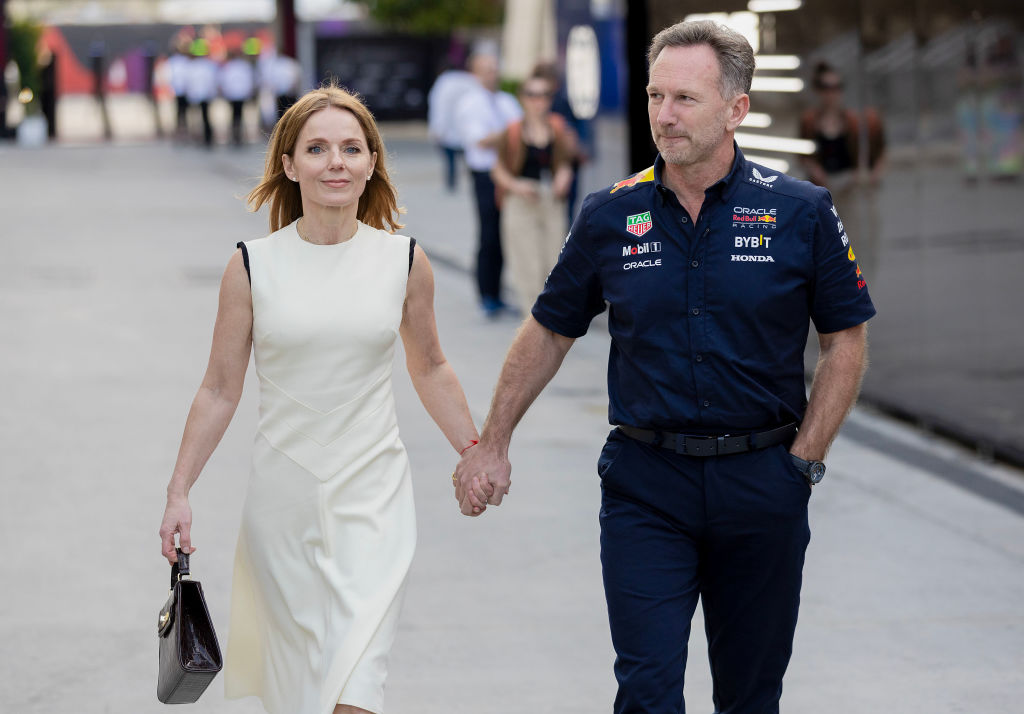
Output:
[
  {"xmin": 9, "ymin": 19, "xmax": 44, "ymax": 99},
  {"xmin": 354, "ymin": 0, "xmax": 503, "ymax": 34},
  {"xmin": 499, "ymin": 77, "xmax": 520, "ymax": 95}
]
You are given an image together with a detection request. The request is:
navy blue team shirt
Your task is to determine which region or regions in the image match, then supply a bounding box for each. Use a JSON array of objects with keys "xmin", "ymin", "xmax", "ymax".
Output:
[{"xmin": 532, "ymin": 145, "xmax": 876, "ymax": 433}]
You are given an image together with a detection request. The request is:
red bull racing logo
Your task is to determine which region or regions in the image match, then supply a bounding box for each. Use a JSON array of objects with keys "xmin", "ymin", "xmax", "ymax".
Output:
[
  {"xmin": 610, "ymin": 167, "xmax": 656, "ymax": 194},
  {"xmin": 732, "ymin": 206, "xmax": 778, "ymax": 229}
]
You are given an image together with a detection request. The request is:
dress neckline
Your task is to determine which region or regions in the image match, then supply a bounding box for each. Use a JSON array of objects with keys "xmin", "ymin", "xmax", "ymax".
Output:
[{"xmin": 289, "ymin": 219, "xmax": 364, "ymax": 248}]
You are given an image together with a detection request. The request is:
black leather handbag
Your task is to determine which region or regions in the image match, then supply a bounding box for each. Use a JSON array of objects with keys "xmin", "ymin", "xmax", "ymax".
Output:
[{"xmin": 157, "ymin": 549, "xmax": 223, "ymax": 703}]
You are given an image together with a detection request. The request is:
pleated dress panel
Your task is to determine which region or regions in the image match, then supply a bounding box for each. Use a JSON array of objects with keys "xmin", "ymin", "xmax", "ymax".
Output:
[{"xmin": 224, "ymin": 220, "xmax": 416, "ymax": 714}]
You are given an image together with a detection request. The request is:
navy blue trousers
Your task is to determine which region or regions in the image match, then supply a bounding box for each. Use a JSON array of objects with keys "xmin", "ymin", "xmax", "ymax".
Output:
[
  {"xmin": 470, "ymin": 169, "xmax": 503, "ymax": 303},
  {"xmin": 598, "ymin": 428, "xmax": 811, "ymax": 714}
]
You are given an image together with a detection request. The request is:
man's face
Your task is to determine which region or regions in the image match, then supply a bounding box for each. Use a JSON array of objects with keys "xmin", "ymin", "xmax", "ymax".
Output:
[
  {"xmin": 647, "ymin": 44, "xmax": 745, "ymax": 167},
  {"xmin": 472, "ymin": 56, "xmax": 499, "ymax": 91}
]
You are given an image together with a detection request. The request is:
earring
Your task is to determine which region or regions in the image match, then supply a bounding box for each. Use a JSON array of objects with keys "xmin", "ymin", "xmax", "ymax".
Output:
[{"xmin": 366, "ymin": 174, "xmax": 373, "ymax": 180}]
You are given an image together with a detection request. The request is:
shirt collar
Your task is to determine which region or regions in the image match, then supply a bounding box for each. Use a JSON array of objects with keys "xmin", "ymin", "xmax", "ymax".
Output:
[{"xmin": 653, "ymin": 141, "xmax": 747, "ymax": 205}]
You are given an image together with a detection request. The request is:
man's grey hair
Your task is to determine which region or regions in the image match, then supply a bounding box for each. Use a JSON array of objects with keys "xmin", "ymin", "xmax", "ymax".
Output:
[{"xmin": 647, "ymin": 20, "xmax": 755, "ymax": 99}]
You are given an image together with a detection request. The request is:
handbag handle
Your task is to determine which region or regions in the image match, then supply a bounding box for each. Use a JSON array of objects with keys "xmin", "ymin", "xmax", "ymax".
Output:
[{"xmin": 170, "ymin": 548, "xmax": 191, "ymax": 588}]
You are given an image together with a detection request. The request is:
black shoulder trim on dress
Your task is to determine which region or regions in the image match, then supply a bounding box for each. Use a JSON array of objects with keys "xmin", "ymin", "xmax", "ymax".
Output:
[
  {"xmin": 236, "ymin": 242, "xmax": 250, "ymax": 283},
  {"xmin": 408, "ymin": 237, "xmax": 416, "ymax": 275}
]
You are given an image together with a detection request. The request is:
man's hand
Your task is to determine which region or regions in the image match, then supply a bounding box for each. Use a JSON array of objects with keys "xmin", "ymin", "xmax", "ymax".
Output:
[
  {"xmin": 453, "ymin": 442, "xmax": 510, "ymax": 516},
  {"xmin": 790, "ymin": 322, "xmax": 868, "ymax": 462}
]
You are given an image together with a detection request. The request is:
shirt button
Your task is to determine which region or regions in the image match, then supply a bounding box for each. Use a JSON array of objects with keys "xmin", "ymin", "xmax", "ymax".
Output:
[
  {"xmin": 703, "ymin": 400, "xmax": 711, "ymax": 407},
  {"xmin": 691, "ymin": 308, "xmax": 700, "ymax": 316},
  {"xmin": 681, "ymin": 217, "xmax": 688, "ymax": 223},
  {"xmin": 691, "ymin": 259, "xmax": 699, "ymax": 268},
  {"xmin": 695, "ymin": 354, "xmax": 703, "ymax": 362}
]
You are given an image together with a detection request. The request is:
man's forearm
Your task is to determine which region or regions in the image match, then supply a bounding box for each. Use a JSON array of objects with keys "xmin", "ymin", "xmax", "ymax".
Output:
[
  {"xmin": 790, "ymin": 323, "xmax": 868, "ymax": 461},
  {"xmin": 480, "ymin": 316, "xmax": 575, "ymax": 453}
]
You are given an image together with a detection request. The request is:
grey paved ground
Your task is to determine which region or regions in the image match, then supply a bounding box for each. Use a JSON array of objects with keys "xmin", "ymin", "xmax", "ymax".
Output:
[{"xmin": 2, "ymin": 132, "xmax": 1024, "ymax": 713}]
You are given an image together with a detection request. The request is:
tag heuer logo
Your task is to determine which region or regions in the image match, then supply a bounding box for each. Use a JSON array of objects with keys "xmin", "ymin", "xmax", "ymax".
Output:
[{"xmin": 626, "ymin": 211, "xmax": 653, "ymax": 237}]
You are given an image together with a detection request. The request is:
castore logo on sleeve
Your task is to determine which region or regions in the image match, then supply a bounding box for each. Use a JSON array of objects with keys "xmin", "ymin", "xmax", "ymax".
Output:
[{"xmin": 750, "ymin": 167, "xmax": 778, "ymax": 188}]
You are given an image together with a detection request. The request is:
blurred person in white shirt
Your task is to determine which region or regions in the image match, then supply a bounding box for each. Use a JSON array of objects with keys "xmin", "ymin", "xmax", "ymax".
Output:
[
  {"xmin": 166, "ymin": 39, "xmax": 192, "ymax": 137},
  {"xmin": 185, "ymin": 41, "xmax": 219, "ymax": 146},
  {"xmin": 453, "ymin": 53, "xmax": 522, "ymax": 317},
  {"xmin": 219, "ymin": 48, "xmax": 255, "ymax": 145},
  {"xmin": 427, "ymin": 64, "xmax": 476, "ymax": 191},
  {"xmin": 269, "ymin": 53, "xmax": 303, "ymax": 120}
]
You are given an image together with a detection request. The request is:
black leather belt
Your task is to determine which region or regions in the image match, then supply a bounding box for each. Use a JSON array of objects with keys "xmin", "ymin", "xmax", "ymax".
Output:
[{"xmin": 617, "ymin": 423, "xmax": 797, "ymax": 457}]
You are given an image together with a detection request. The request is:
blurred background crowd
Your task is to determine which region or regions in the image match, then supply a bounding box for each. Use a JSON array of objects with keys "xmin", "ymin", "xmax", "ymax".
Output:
[{"xmin": 2, "ymin": 0, "xmax": 1023, "ymax": 467}]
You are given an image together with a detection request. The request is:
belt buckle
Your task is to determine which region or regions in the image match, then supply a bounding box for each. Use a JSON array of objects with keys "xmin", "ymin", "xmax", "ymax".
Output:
[{"xmin": 671, "ymin": 432, "xmax": 688, "ymax": 454}]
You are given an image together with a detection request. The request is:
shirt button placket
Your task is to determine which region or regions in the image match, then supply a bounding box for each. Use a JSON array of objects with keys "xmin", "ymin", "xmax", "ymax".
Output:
[{"xmin": 691, "ymin": 225, "xmax": 712, "ymax": 415}]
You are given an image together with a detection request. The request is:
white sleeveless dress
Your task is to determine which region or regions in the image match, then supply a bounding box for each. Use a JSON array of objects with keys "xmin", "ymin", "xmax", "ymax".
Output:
[{"xmin": 224, "ymin": 219, "xmax": 416, "ymax": 714}]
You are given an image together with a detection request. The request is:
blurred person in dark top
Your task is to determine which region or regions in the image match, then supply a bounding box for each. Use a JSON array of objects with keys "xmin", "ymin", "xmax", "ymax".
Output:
[
  {"xmin": 800, "ymin": 61, "xmax": 885, "ymax": 275},
  {"xmin": 38, "ymin": 45, "xmax": 57, "ymax": 140},
  {"xmin": 533, "ymin": 61, "xmax": 590, "ymax": 222},
  {"xmin": 491, "ymin": 72, "xmax": 576, "ymax": 316},
  {"xmin": 800, "ymin": 62, "xmax": 885, "ymax": 190}
]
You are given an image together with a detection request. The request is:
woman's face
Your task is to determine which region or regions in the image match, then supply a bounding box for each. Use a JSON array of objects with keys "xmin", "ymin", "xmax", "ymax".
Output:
[
  {"xmin": 815, "ymin": 71, "xmax": 844, "ymax": 108},
  {"xmin": 282, "ymin": 106, "xmax": 377, "ymax": 211},
  {"xmin": 519, "ymin": 79, "xmax": 553, "ymax": 117}
]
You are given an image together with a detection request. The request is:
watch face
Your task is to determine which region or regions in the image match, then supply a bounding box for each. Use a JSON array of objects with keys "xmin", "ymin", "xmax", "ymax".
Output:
[{"xmin": 808, "ymin": 461, "xmax": 826, "ymax": 484}]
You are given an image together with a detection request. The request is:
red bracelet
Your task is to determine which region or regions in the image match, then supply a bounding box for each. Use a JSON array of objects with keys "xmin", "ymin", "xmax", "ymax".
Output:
[{"xmin": 459, "ymin": 440, "xmax": 479, "ymax": 456}]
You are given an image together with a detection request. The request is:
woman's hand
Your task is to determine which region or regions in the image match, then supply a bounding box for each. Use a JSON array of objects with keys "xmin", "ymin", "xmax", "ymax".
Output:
[
  {"xmin": 159, "ymin": 495, "xmax": 194, "ymax": 564},
  {"xmin": 552, "ymin": 167, "xmax": 573, "ymax": 200},
  {"xmin": 511, "ymin": 179, "xmax": 540, "ymax": 201}
]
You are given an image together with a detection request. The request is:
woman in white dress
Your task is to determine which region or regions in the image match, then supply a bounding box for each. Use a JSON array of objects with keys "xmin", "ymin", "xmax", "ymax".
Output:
[{"xmin": 158, "ymin": 85, "xmax": 490, "ymax": 714}]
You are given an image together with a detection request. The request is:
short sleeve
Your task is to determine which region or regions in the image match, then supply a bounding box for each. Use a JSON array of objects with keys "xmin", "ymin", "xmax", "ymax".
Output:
[
  {"xmin": 531, "ymin": 195, "xmax": 606, "ymax": 337},
  {"xmin": 809, "ymin": 190, "xmax": 876, "ymax": 333}
]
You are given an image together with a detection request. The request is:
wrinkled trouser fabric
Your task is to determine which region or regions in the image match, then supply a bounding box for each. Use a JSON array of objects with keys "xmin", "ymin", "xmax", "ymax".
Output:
[{"xmin": 598, "ymin": 428, "xmax": 811, "ymax": 714}]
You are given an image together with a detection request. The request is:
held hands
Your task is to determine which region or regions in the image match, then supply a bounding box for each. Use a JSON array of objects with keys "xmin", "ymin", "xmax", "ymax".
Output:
[
  {"xmin": 159, "ymin": 494, "xmax": 195, "ymax": 564},
  {"xmin": 453, "ymin": 442, "xmax": 511, "ymax": 516}
]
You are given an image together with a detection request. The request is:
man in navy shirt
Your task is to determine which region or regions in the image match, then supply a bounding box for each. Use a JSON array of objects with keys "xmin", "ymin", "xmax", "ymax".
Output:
[{"xmin": 454, "ymin": 19, "xmax": 874, "ymax": 713}]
